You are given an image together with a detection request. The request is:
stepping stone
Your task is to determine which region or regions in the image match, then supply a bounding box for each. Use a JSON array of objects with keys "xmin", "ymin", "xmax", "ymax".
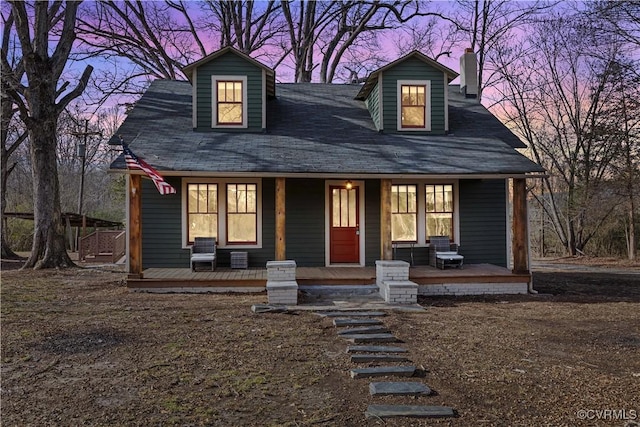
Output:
[
  {"xmin": 318, "ymin": 311, "xmax": 386, "ymax": 317},
  {"xmin": 351, "ymin": 354, "xmax": 410, "ymax": 363},
  {"xmin": 341, "ymin": 333, "xmax": 399, "ymax": 343},
  {"xmin": 365, "ymin": 405, "xmax": 455, "ymax": 419},
  {"xmin": 369, "ymin": 382, "xmax": 432, "ymax": 396},
  {"xmin": 333, "ymin": 318, "xmax": 383, "ymax": 327},
  {"xmin": 347, "ymin": 345, "xmax": 407, "ymax": 353},
  {"xmin": 350, "ymin": 366, "xmax": 415, "ymax": 379},
  {"xmin": 337, "ymin": 326, "xmax": 390, "ymax": 335}
]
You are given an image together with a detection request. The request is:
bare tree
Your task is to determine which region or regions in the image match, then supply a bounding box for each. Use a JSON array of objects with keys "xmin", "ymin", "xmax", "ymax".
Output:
[
  {"xmin": 1, "ymin": 6, "xmax": 28, "ymax": 259},
  {"xmin": 201, "ymin": 0, "xmax": 284, "ymax": 55},
  {"xmin": 2, "ymin": 1, "xmax": 93, "ymax": 269},
  {"xmin": 449, "ymin": 0, "xmax": 556, "ymax": 101},
  {"xmin": 493, "ymin": 14, "xmax": 627, "ymax": 256}
]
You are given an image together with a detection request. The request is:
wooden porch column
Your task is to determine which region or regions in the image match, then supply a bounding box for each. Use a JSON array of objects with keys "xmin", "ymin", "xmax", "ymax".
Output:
[
  {"xmin": 275, "ymin": 177, "xmax": 286, "ymax": 261},
  {"xmin": 129, "ymin": 174, "xmax": 143, "ymax": 278},
  {"xmin": 512, "ymin": 178, "xmax": 529, "ymax": 274},
  {"xmin": 380, "ymin": 179, "xmax": 393, "ymax": 260}
]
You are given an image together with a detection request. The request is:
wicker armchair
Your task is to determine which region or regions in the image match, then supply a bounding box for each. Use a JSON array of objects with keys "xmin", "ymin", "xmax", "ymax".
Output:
[
  {"xmin": 190, "ymin": 237, "xmax": 217, "ymax": 271},
  {"xmin": 428, "ymin": 236, "xmax": 463, "ymax": 269}
]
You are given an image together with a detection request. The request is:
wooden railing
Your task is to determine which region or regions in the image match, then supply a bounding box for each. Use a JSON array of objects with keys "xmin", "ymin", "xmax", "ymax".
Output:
[{"xmin": 79, "ymin": 230, "xmax": 126, "ymax": 263}]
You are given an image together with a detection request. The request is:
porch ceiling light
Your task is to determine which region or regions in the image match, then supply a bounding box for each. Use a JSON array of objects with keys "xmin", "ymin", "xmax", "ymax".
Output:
[{"xmin": 345, "ymin": 180, "xmax": 353, "ymax": 190}]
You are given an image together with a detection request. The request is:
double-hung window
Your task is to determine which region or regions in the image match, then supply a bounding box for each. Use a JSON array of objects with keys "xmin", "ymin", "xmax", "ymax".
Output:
[
  {"xmin": 426, "ymin": 184, "xmax": 454, "ymax": 240},
  {"xmin": 226, "ymin": 183, "xmax": 257, "ymax": 244},
  {"xmin": 397, "ymin": 80, "xmax": 431, "ymax": 131},
  {"xmin": 212, "ymin": 76, "xmax": 247, "ymax": 128},
  {"xmin": 391, "ymin": 184, "xmax": 417, "ymax": 242},
  {"xmin": 187, "ymin": 183, "xmax": 218, "ymax": 244}
]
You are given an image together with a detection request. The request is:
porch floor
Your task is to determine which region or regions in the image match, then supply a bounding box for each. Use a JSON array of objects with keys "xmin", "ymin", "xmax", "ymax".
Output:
[{"xmin": 130, "ymin": 263, "xmax": 530, "ymax": 289}]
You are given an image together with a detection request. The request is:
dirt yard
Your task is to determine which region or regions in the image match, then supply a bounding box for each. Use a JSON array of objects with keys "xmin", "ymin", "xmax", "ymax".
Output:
[{"xmin": 1, "ymin": 259, "xmax": 639, "ymax": 426}]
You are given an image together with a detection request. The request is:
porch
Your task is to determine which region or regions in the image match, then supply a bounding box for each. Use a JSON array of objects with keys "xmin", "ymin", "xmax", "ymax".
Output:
[{"xmin": 128, "ymin": 263, "xmax": 531, "ymax": 295}]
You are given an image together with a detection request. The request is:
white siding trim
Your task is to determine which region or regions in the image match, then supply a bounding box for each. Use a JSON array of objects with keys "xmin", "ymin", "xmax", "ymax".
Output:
[
  {"xmin": 378, "ymin": 72, "xmax": 384, "ymax": 131},
  {"xmin": 396, "ymin": 79, "xmax": 431, "ymax": 131},
  {"xmin": 211, "ymin": 75, "xmax": 248, "ymax": 129},
  {"xmin": 444, "ymin": 74, "xmax": 449, "ymax": 132},
  {"xmin": 192, "ymin": 68, "xmax": 198, "ymax": 128},
  {"xmin": 181, "ymin": 177, "xmax": 262, "ymax": 249},
  {"xmin": 261, "ymin": 69, "xmax": 266, "ymax": 130}
]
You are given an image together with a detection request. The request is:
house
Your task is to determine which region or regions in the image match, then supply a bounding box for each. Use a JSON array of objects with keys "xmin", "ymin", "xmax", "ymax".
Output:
[{"xmin": 109, "ymin": 46, "xmax": 545, "ymax": 297}]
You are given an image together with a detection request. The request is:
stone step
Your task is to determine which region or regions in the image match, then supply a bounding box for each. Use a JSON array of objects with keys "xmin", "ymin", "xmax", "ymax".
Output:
[
  {"xmin": 317, "ymin": 311, "xmax": 386, "ymax": 317},
  {"xmin": 333, "ymin": 318, "xmax": 383, "ymax": 327},
  {"xmin": 341, "ymin": 333, "xmax": 399, "ymax": 343},
  {"xmin": 365, "ymin": 405, "xmax": 455, "ymax": 419},
  {"xmin": 337, "ymin": 326, "xmax": 390, "ymax": 335},
  {"xmin": 351, "ymin": 354, "xmax": 410, "ymax": 363},
  {"xmin": 347, "ymin": 345, "xmax": 408, "ymax": 353},
  {"xmin": 369, "ymin": 381, "xmax": 432, "ymax": 396},
  {"xmin": 350, "ymin": 366, "xmax": 415, "ymax": 379},
  {"xmin": 299, "ymin": 285, "xmax": 379, "ymax": 297}
]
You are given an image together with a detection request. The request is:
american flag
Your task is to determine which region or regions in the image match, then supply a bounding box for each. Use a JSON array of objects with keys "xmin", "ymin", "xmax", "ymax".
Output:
[{"xmin": 122, "ymin": 145, "xmax": 177, "ymax": 195}]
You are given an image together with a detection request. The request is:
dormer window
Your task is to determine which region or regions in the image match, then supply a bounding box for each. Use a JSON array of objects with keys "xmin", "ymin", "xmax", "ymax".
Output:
[
  {"xmin": 212, "ymin": 75, "xmax": 248, "ymax": 128},
  {"xmin": 397, "ymin": 80, "xmax": 431, "ymax": 131},
  {"xmin": 217, "ymin": 81, "xmax": 243, "ymax": 124}
]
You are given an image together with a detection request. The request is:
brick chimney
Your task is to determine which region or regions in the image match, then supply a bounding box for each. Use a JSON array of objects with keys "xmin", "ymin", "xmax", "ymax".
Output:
[{"xmin": 460, "ymin": 48, "xmax": 478, "ymax": 98}]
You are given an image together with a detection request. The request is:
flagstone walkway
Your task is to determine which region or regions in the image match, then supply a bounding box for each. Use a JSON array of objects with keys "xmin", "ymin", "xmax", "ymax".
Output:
[{"xmin": 318, "ymin": 310, "xmax": 457, "ymax": 421}]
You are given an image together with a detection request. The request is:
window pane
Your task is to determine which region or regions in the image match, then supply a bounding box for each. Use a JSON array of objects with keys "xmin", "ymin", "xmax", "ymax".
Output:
[
  {"xmin": 246, "ymin": 184, "xmax": 257, "ymax": 212},
  {"xmin": 402, "ymin": 106, "xmax": 425, "ymax": 127},
  {"xmin": 197, "ymin": 185, "xmax": 207, "ymax": 213},
  {"xmin": 392, "ymin": 213, "xmax": 417, "ymax": 242},
  {"xmin": 444, "ymin": 185, "xmax": 453, "ymax": 212},
  {"xmin": 227, "ymin": 184, "xmax": 237, "ymax": 213},
  {"xmin": 408, "ymin": 185, "xmax": 417, "ymax": 212},
  {"xmin": 426, "ymin": 213, "xmax": 453, "ymax": 239},
  {"xmin": 234, "ymin": 82, "xmax": 242, "ymax": 101},
  {"xmin": 332, "ymin": 189, "xmax": 340, "ymax": 227},
  {"xmin": 217, "ymin": 82, "xmax": 226, "ymax": 102},
  {"xmin": 391, "ymin": 186, "xmax": 399, "ymax": 213},
  {"xmin": 218, "ymin": 104, "xmax": 242, "ymax": 124},
  {"xmin": 188, "ymin": 185, "xmax": 198, "ymax": 213},
  {"xmin": 426, "ymin": 186, "xmax": 435, "ymax": 212},
  {"xmin": 340, "ymin": 189, "xmax": 349, "ymax": 226},
  {"xmin": 435, "ymin": 187, "xmax": 444, "ymax": 212},
  {"xmin": 189, "ymin": 213, "xmax": 218, "ymax": 243},
  {"xmin": 228, "ymin": 214, "xmax": 256, "ymax": 243},
  {"xmin": 348, "ymin": 188, "xmax": 356, "ymax": 227}
]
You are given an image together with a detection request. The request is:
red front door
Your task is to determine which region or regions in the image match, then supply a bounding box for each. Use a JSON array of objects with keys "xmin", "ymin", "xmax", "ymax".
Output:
[{"xmin": 330, "ymin": 186, "xmax": 359, "ymax": 263}]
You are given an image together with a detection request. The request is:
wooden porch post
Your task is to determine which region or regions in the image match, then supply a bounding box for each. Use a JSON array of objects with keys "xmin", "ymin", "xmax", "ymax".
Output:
[
  {"xmin": 380, "ymin": 179, "xmax": 393, "ymax": 260},
  {"xmin": 512, "ymin": 178, "xmax": 529, "ymax": 274},
  {"xmin": 129, "ymin": 174, "xmax": 143, "ymax": 278},
  {"xmin": 275, "ymin": 177, "xmax": 286, "ymax": 261}
]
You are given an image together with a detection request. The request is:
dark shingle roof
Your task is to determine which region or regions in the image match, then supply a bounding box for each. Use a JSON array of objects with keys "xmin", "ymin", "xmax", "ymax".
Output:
[{"xmin": 109, "ymin": 80, "xmax": 544, "ymax": 176}]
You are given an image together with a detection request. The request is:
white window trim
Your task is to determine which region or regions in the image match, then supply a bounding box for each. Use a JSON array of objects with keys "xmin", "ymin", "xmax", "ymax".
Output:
[
  {"xmin": 391, "ymin": 180, "xmax": 459, "ymax": 246},
  {"xmin": 397, "ymin": 80, "xmax": 431, "ymax": 131},
  {"xmin": 211, "ymin": 75, "xmax": 248, "ymax": 129},
  {"xmin": 182, "ymin": 178, "xmax": 262, "ymax": 249}
]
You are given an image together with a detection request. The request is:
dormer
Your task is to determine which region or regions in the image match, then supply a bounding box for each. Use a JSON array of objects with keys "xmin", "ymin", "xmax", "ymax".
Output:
[
  {"xmin": 182, "ymin": 47, "xmax": 276, "ymax": 132},
  {"xmin": 355, "ymin": 51, "xmax": 458, "ymax": 135}
]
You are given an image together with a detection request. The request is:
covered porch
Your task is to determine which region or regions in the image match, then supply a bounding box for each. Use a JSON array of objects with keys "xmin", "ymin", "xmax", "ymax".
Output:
[{"xmin": 128, "ymin": 263, "xmax": 531, "ymax": 295}]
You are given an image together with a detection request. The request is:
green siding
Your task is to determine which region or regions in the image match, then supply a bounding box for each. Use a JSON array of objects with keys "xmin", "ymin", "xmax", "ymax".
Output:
[
  {"xmin": 285, "ymin": 179, "xmax": 325, "ymax": 266},
  {"xmin": 381, "ymin": 57, "xmax": 446, "ymax": 134},
  {"xmin": 364, "ymin": 82, "xmax": 381, "ymax": 131},
  {"xmin": 194, "ymin": 51, "xmax": 263, "ymax": 132},
  {"xmin": 458, "ymin": 179, "xmax": 508, "ymax": 267},
  {"xmin": 141, "ymin": 177, "xmax": 186, "ymax": 268},
  {"xmin": 141, "ymin": 177, "xmax": 275, "ymax": 269}
]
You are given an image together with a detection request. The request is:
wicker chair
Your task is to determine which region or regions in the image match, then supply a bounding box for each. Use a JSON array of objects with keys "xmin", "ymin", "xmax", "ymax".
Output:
[
  {"xmin": 428, "ymin": 236, "xmax": 463, "ymax": 269},
  {"xmin": 190, "ymin": 237, "xmax": 217, "ymax": 271}
]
